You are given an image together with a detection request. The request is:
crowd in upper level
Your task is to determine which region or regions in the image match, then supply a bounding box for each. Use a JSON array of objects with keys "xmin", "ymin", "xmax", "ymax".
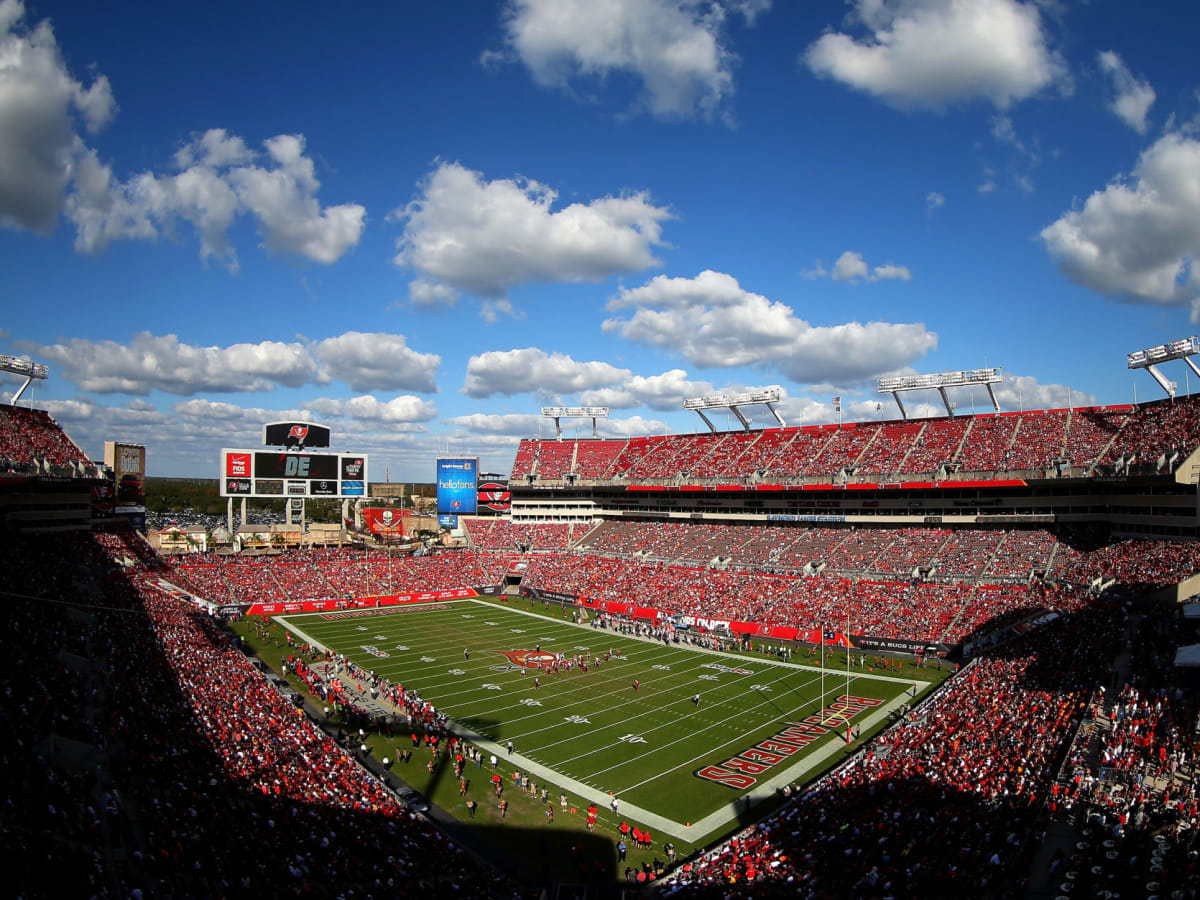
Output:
[
  {"xmin": 510, "ymin": 397, "xmax": 1197, "ymax": 484},
  {"xmin": 0, "ymin": 403, "xmax": 93, "ymax": 474}
]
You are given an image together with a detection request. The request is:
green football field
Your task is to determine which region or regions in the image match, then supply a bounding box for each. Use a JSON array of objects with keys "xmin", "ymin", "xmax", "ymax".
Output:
[{"xmin": 279, "ymin": 597, "xmax": 926, "ymax": 840}]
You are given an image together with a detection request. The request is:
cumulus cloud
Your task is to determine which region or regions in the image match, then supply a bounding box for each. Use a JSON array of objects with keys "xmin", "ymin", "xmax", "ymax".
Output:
[
  {"xmin": 463, "ymin": 347, "xmax": 631, "ymax": 399},
  {"xmin": 1097, "ymin": 50, "xmax": 1154, "ymax": 134},
  {"xmin": 392, "ymin": 161, "xmax": 671, "ymax": 305},
  {"xmin": 493, "ymin": 0, "xmax": 749, "ymax": 120},
  {"xmin": 21, "ymin": 332, "xmax": 316, "ymax": 395},
  {"xmin": 344, "ymin": 394, "xmax": 438, "ymax": 423},
  {"xmin": 803, "ymin": 0, "xmax": 1066, "ymax": 110},
  {"xmin": 603, "ymin": 270, "xmax": 936, "ymax": 383},
  {"xmin": 598, "ymin": 414, "xmax": 670, "ymax": 437},
  {"xmin": 408, "ymin": 278, "xmax": 460, "ymax": 310},
  {"xmin": 993, "ymin": 374, "xmax": 1095, "ymax": 412},
  {"xmin": 443, "ymin": 413, "xmax": 544, "ymax": 436},
  {"xmin": 925, "ymin": 191, "xmax": 945, "ymax": 213},
  {"xmin": 65, "ymin": 129, "xmax": 365, "ymax": 267},
  {"xmin": 313, "ymin": 332, "xmax": 440, "ymax": 393},
  {"xmin": 0, "ymin": 0, "xmax": 115, "ymax": 232},
  {"xmin": 580, "ymin": 368, "xmax": 715, "ymax": 410},
  {"xmin": 821, "ymin": 250, "xmax": 913, "ymax": 283},
  {"xmin": 18, "ymin": 330, "xmax": 439, "ymax": 396},
  {"xmin": 1040, "ymin": 133, "xmax": 1200, "ymax": 307}
]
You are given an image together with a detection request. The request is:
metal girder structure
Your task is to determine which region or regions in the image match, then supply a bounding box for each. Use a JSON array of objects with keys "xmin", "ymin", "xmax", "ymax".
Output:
[
  {"xmin": 540, "ymin": 406, "xmax": 610, "ymax": 440},
  {"xmin": 1127, "ymin": 337, "xmax": 1200, "ymax": 399},
  {"xmin": 877, "ymin": 368, "xmax": 1002, "ymax": 419},
  {"xmin": 0, "ymin": 354, "xmax": 49, "ymax": 405},
  {"xmin": 682, "ymin": 387, "xmax": 785, "ymax": 432}
]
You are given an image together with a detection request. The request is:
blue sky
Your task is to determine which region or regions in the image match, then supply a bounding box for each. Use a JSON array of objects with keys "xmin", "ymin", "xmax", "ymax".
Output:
[{"xmin": 3, "ymin": 0, "xmax": 1200, "ymax": 480}]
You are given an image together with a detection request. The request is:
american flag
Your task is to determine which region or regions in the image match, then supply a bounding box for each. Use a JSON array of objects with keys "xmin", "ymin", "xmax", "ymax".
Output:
[{"xmin": 832, "ymin": 396, "xmax": 841, "ymax": 412}]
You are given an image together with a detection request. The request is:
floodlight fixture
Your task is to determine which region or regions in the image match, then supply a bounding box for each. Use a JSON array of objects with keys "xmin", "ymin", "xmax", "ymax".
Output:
[
  {"xmin": 682, "ymin": 386, "xmax": 785, "ymax": 432},
  {"xmin": 877, "ymin": 367, "xmax": 1002, "ymax": 418},
  {"xmin": 1127, "ymin": 336, "xmax": 1200, "ymax": 398},
  {"xmin": 0, "ymin": 353, "xmax": 49, "ymax": 404},
  {"xmin": 540, "ymin": 406, "xmax": 610, "ymax": 440}
]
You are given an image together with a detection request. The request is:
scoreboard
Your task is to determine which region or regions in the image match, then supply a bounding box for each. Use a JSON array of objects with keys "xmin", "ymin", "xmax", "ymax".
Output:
[{"xmin": 221, "ymin": 449, "xmax": 367, "ymax": 498}]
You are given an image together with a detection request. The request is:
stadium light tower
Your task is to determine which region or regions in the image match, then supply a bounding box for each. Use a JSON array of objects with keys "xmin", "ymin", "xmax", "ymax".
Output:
[
  {"xmin": 1127, "ymin": 337, "xmax": 1200, "ymax": 399},
  {"xmin": 877, "ymin": 368, "xmax": 1002, "ymax": 419},
  {"xmin": 541, "ymin": 406, "xmax": 609, "ymax": 440},
  {"xmin": 683, "ymin": 387, "xmax": 785, "ymax": 432},
  {"xmin": 0, "ymin": 354, "xmax": 49, "ymax": 404}
]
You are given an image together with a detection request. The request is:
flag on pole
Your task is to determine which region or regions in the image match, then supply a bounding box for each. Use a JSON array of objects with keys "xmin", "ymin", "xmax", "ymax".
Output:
[{"xmin": 832, "ymin": 396, "xmax": 842, "ymax": 412}]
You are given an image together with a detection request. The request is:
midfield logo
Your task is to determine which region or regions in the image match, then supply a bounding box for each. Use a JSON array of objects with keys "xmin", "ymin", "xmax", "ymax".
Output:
[{"xmin": 496, "ymin": 649, "xmax": 558, "ymax": 670}]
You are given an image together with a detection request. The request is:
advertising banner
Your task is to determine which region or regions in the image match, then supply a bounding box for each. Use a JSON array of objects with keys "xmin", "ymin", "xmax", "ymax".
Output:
[
  {"xmin": 437, "ymin": 457, "xmax": 478, "ymax": 514},
  {"xmin": 247, "ymin": 587, "xmax": 476, "ymax": 616}
]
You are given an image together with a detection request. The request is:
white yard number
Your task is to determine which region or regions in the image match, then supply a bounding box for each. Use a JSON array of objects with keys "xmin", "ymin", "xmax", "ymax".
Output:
[
  {"xmin": 618, "ymin": 733, "xmax": 647, "ymax": 744},
  {"xmin": 564, "ymin": 714, "xmax": 591, "ymax": 725},
  {"xmin": 520, "ymin": 698, "xmax": 543, "ymax": 707}
]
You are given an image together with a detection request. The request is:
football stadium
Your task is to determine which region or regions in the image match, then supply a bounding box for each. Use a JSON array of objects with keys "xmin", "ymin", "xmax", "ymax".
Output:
[
  {"xmin": 6, "ymin": 376, "xmax": 1200, "ymax": 898},
  {"xmin": 6, "ymin": 4, "xmax": 1200, "ymax": 899}
]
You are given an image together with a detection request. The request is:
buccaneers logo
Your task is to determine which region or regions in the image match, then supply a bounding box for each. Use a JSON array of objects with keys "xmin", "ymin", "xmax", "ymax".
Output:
[{"xmin": 496, "ymin": 649, "xmax": 557, "ymax": 670}]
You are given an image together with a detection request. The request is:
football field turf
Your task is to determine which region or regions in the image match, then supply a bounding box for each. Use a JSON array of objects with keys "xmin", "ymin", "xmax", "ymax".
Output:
[{"xmin": 279, "ymin": 597, "xmax": 923, "ymax": 839}]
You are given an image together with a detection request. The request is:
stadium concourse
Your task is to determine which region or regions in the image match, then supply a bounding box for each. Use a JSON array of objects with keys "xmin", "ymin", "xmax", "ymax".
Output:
[{"xmin": 4, "ymin": 401, "xmax": 1200, "ymax": 898}]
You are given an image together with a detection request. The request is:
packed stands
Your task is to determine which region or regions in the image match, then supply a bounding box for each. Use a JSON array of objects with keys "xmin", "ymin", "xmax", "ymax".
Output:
[
  {"xmin": 665, "ymin": 602, "xmax": 1125, "ymax": 898},
  {"xmin": 572, "ymin": 439, "xmax": 625, "ymax": 479},
  {"xmin": 901, "ymin": 416, "xmax": 969, "ymax": 474},
  {"xmin": 0, "ymin": 403, "xmax": 92, "ymax": 471},
  {"xmin": 509, "ymin": 397, "xmax": 1200, "ymax": 485},
  {"xmin": 854, "ymin": 420, "xmax": 922, "ymax": 476},
  {"xmin": 1100, "ymin": 395, "xmax": 1200, "ymax": 472},
  {"xmin": 3, "ymin": 530, "xmax": 511, "ymax": 898}
]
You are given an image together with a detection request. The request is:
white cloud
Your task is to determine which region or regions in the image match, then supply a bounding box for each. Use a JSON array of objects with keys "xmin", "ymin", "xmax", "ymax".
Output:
[
  {"xmin": 392, "ymin": 161, "xmax": 671, "ymax": 304},
  {"xmin": 1040, "ymin": 133, "xmax": 1200, "ymax": 306},
  {"xmin": 463, "ymin": 347, "xmax": 631, "ymax": 398},
  {"xmin": 978, "ymin": 178, "xmax": 997, "ymax": 193},
  {"xmin": 443, "ymin": 413, "xmax": 544, "ymax": 436},
  {"xmin": 17, "ymin": 330, "xmax": 439, "ymax": 396},
  {"xmin": 21, "ymin": 332, "xmax": 317, "ymax": 395},
  {"xmin": 599, "ymin": 414, "xmax": 670, "ymax": 437},
  {"xmin": 579, "ymin": 368, "xmax": 715, "ymax": 409},
  {"xmin": 828, "ymin": 250, "xmax": 912, "ymax": 283},
  {"xmin": 0, "ymin": 0, "xmax": 115, "ymax": 232},
  {"xmin": 65, "ymin": 129, "xmax": 365, "ymax": 267},
  {"xmin": 1097, "ymin": 50, "xmax": 1154, "ymax": 135},
  {"xmin": 603, "ymin": 270, "xmax": 936, "ymax": 383},
  {"xmin": 344, "ymin": 394, "xmax": 438, "ymax": 423},
  {"xmin": 230, "ymin": 134, "xmax": 366, "ymax": 264},
  {"xmin": 803, "ymin": 0, "xmax": 1066, "ymax": 110},
  {"xmin": 408, "ymin": 278, "xmax": 460, "ymax": 309},
  {"xmin": 993, "ymin": 374, "xmax": 1095, "ymax": 411},
  {"xmin": 299, "ymin": 397, "xmax": 345, "ymax": 418},
  {"xmin": 494, "ymin": 0, "xmax": 744, "ymax": 120},
  {"xmin": 313, "ymin": 332, "xmax": 440, "ymax": 393},
  {"xmin": 925, "ymin": 191, "xmax": 945, "ymax": 213}
]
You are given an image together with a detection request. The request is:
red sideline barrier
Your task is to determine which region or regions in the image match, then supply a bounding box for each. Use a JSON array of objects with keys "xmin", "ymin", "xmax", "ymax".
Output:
[
  {"xmin": 249, "ymin": 587, "xmax": 476, "ymax": 616},
  {"xmin": 577, "ymin": 598, "xmax": 853, "ymax": 646}
]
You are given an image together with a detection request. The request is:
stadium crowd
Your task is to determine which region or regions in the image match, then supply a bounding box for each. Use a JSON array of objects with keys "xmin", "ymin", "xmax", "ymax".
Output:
[
  {"xmin": 508, "ymin": 396, "xmax": 1200, "ymax": 484},
  {"xmin": 3, "ymin": 529, "xmax": 518, "ymax": 898}
]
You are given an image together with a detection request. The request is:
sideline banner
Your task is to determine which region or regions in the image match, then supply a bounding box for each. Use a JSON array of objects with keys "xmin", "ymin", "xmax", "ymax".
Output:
[{"xmin": 249, "ymin": 587, "xmax": 476, "ymax": 616}]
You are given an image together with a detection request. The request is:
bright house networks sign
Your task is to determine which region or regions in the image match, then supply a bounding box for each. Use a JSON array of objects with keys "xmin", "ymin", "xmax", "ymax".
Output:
[{"xmin": 437, "ymin": 457, "xmax": 478, "ymax": 514}]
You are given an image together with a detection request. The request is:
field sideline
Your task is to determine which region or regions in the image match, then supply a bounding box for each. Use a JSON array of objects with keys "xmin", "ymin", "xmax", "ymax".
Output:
[{"xmin": 278, "ymin": 597, "xmax": 934, "ymax": 840}]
